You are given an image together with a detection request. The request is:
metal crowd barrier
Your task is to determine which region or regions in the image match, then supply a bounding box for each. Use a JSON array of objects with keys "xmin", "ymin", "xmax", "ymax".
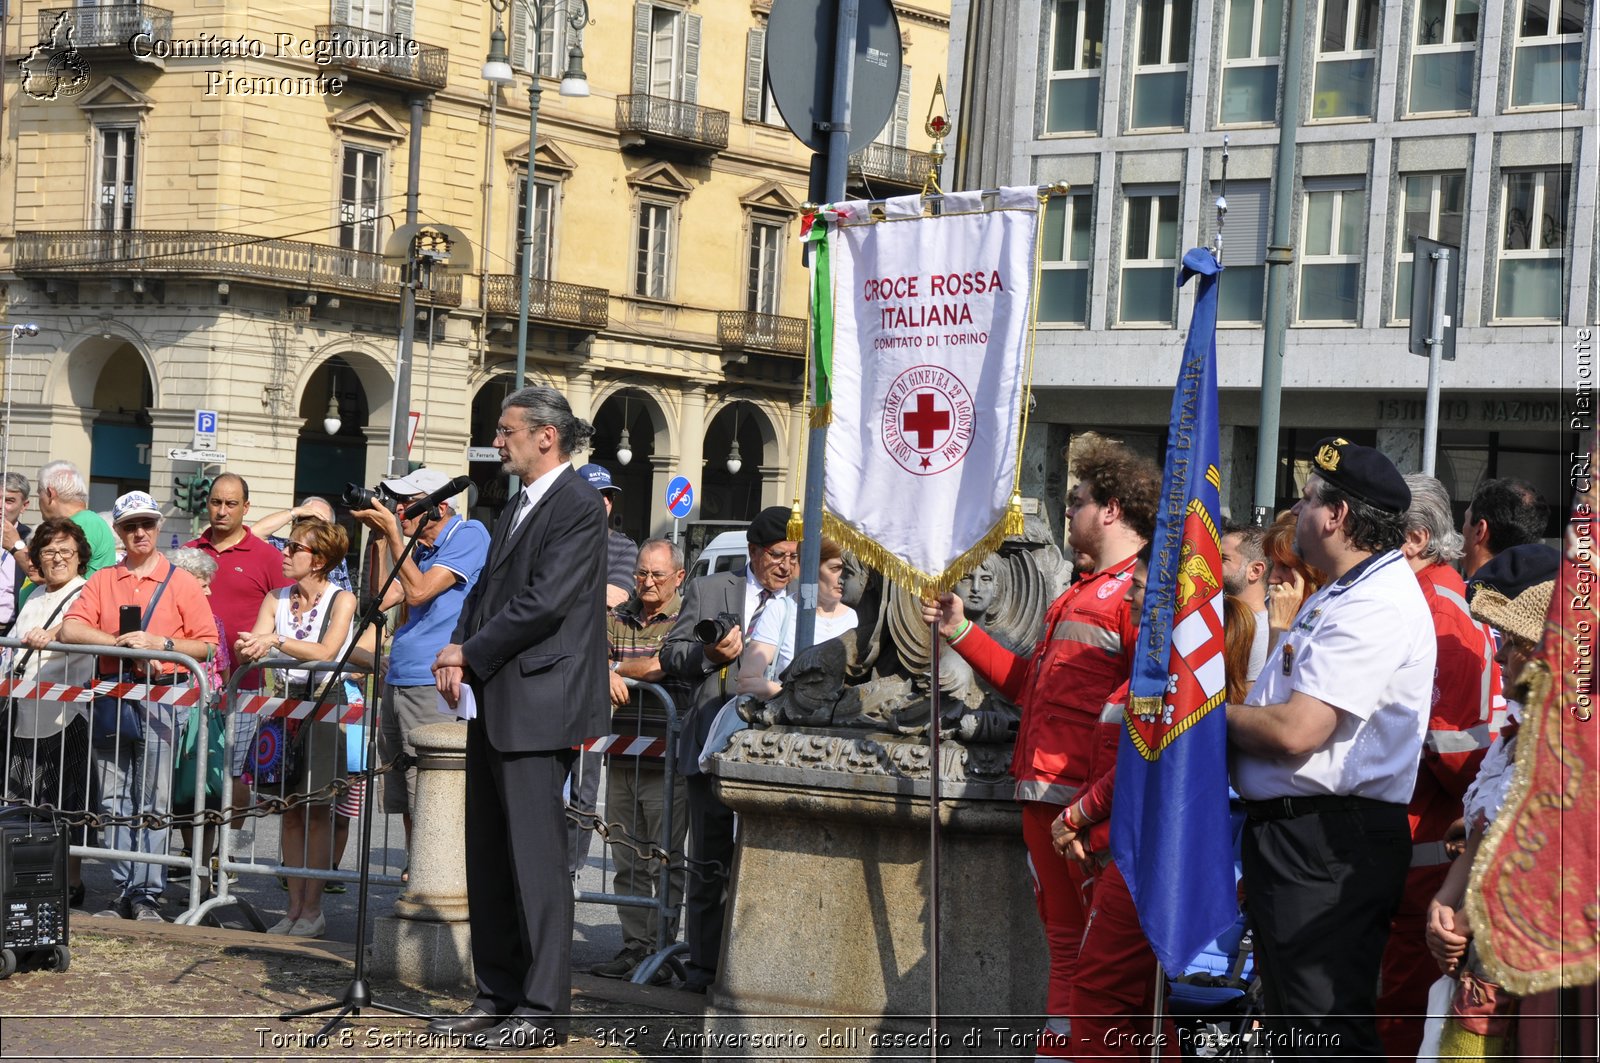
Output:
[
  {"xmin": 187, "ymin": 655, "xmax": 399, "ymax": 931},
  {"xmin": 0, "ymin": 636, "xmax": 211, "ymax": 922},
  {"xmin": 574, "ymin": 677, "xmax": 688, "ymax": 986}
]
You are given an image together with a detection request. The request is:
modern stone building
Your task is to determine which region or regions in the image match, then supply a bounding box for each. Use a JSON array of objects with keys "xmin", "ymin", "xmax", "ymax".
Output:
[
  {"xmin": 949, "ymin": 0, "xmax": 1592, "ymax": 533},
  {"xmin": 0, "ymin": 0, "xmax": 950, "ymax": 542}
]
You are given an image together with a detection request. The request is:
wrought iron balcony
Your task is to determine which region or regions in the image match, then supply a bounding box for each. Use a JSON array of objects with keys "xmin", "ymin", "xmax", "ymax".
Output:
[
  {"xmin": 485, "ymin": 275, "xmax": 610, "ymax": 330},
  {"xmin": 12, "ymin": 230, "xmax": 462, "ymax": 307},
  {"xmin": 616, "ymin": 94, "xmax": 729, "ymax": 153},
  {"xmin": 314, "ymin": 24, "xmax": 448, "ymax": 92},
  {"xmin": 37, "ymin": 5, "xmax": 172, "ymax": 50},
  {"xmin": 717, "ymin": 311, "xmax": 806, "ymax": 356},
  {"xmin": 849, "ymin": 142, "xmax": 937, "ymax": 191}
]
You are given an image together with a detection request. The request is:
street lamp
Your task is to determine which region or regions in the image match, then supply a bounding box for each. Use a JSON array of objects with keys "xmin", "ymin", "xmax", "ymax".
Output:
[
  {"xmin": 1, "ymin": 322, "xmax": 41, "ymax": 517},
  {"xmin": 485, "ymin": 0, "xmax": 591, "ymax": 399}
]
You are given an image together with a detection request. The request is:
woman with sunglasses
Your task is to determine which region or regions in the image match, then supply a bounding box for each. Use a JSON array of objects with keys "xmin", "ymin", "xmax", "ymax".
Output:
[{"xmin": 234, "ymin": 516, "xmax": 356, "ymax": 937}]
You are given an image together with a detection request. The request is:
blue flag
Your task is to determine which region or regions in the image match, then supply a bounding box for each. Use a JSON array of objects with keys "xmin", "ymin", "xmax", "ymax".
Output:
[{"xmin": 1108, "ymin": 247, "xmax": 1238, "ymax": 975}]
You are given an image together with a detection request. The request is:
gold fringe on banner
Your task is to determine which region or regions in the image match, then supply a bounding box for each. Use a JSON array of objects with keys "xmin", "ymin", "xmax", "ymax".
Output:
[
  {"xmin": 809, "ymin": 402, "xmax": 832, "ymax": 429},
  {"xmin": 820, "ymin": 510, "xmax": 1012, "ymax": 601}
]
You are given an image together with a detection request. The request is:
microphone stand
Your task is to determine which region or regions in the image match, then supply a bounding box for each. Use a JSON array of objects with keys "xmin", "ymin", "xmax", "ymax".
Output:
[{"xmin": 281, "ymin": 513, "xmax": 435, "ymax": 1033}]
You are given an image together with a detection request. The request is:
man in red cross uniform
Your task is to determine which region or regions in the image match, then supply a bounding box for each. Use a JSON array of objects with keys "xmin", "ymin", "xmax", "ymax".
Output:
[
  {"xmin": 926, "ymin": 435, "xmax": 1161, "ymax": 1058},
  {"xmin": 1378, "ymin": 474, "xmax": 1502, "ymax": 1060}
]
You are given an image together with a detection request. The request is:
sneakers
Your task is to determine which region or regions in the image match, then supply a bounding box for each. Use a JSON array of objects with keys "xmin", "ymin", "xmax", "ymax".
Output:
[
  {"xmin": 590, "ymin": 948, "xmax": 643, "ymax": 980},
  {"xmin": 93, "ymin": 897, "xmax": 132, "ymax": 920},
  {"xmin": 131, "ymin": 899, "xmax": 165, "ymax": 922}
]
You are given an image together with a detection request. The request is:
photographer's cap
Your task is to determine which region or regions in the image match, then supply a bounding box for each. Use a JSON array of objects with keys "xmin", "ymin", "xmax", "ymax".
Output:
[
  {"xmin": 381, "ymin": 467, "xmax": 455, "ymax": 500},
  {"xmin": 112, "ymin": 490, "xmax": 163, "ymax": 527},
  {"xmin": 577, "ymin": 463, "xmax": 621, "ymax": 495}
]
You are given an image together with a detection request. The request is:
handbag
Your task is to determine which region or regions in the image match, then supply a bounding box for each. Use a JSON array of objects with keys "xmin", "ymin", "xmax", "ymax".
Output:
[
  {"xmin": 1449, "ymin": 946, "xmax": 1517, "ymax": 1037},
  {"xmin": 90, "ymin": 567, "xmax": 175, "ymax": 749}
]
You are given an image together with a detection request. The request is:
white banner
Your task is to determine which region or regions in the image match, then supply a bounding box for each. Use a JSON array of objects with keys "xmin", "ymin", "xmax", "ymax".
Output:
[{"xmin": 822, "ymin": 188, "xmax": 1040, "ymax": 594}]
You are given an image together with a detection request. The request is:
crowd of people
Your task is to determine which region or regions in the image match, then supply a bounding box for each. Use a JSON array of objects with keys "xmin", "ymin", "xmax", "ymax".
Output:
[{"xmin": 0, "ymin": 409, "xmax": 1578, "ymax": 1057}]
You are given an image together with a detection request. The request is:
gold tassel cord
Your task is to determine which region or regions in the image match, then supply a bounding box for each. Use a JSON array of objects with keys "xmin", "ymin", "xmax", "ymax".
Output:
[{"xmin": 786, "ymin": 498, "xmax": 804, "ymax": 543}]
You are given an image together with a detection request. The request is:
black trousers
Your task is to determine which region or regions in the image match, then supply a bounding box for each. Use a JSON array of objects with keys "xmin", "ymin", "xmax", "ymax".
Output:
[
  {"xmin": 683, "ymin": 772, "xmax": 736, "ymax": 975},
  {"xmin": 1242, "ymin": 801, "xmax": 1411, "ymax": 1060},
  {"xmin": 464, "ymin": 724, "xmax": 576, "ymax": 1019}
]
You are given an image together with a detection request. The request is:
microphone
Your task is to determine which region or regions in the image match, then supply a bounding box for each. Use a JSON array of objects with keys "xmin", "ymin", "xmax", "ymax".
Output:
[{"xmin": 400, "ymin": 475, "xmax": 473, "ymax": 518}]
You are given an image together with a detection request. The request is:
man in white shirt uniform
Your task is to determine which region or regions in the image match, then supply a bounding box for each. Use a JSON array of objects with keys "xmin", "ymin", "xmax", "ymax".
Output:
[{"xmin": 1228, "ymin": 437, "xmax": 1436, "ymax": 1060}]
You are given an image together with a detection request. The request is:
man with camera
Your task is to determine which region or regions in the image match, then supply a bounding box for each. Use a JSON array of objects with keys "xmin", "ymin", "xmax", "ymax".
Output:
[
  {"xmin": 661, "ymin": 505, "xmax": 797, "ymax": 993},
  {"xmin": 351, "ymin": 469, "xmax": 489, "ymax": 856}
]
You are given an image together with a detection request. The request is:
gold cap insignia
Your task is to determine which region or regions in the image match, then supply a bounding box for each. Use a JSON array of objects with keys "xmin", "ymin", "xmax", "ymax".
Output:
[{"xmin": 1315, "ymin": 438, "xmax": 1349, "ymax": 472}]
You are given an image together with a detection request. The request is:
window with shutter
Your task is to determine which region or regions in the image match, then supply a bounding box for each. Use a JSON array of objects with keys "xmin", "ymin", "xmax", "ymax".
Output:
[{"xmin": 1208, "ymin": 180, "xmax": 1269, "ymax": 323}]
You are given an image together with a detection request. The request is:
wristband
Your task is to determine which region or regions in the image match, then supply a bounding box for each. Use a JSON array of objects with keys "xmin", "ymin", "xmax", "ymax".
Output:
[{"xmin": 945, "ymin": 618, "xmax": 973, "ymax": 646}]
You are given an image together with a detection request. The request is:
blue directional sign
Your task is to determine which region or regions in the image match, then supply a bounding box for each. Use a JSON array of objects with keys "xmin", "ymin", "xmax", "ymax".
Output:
[
  {"xmin": 196, "ymin": 410, "xmax": 217, "ymax": 435},
  {"xmin": 665, "ymin": 476, "xmax": 694, "ymax": 518}
]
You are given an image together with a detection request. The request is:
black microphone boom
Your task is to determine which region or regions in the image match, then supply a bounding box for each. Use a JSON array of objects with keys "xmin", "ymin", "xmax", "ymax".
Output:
[{"xmin": 404, "ymin": 475, "xmax": 473, "ymax": 516}]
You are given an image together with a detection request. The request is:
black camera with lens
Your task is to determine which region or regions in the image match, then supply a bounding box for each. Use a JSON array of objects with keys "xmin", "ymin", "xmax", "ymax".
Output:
[
  {"xmin": 694, "ymin": 611, "xmax": 742, "ymax": 645},
  {"xmin": 342, "ymin": 482, "xmax": 401, "ymax": 513}
]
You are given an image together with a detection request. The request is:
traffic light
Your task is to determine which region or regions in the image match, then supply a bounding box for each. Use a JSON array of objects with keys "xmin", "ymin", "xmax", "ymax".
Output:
[
  {"xmin": 193, "ymin": 475, "xmax": 215, "ymax": 515},
  {"xmin": 174, "ymin": 473, "xmax": 194, "ymax": 513}
]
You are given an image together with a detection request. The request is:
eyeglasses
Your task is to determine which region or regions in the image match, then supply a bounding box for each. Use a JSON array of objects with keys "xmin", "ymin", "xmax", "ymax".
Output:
[
  {"xmin": 493, "ymin": 422, "xmax": 545, "ymax": 441},
  {"xmin": 120, "ymin": 518, "xmax": 159, "ymax": 532},
  {"xmin": 284, "ymin": 542, "xmax": 315, "ymax": 558},
  {"xmin": 39, "ymin": 547, "xmax": 78, "ymax": 561},
  {"xmin": 762, "ymin": 547, "xmax": 799, "ymax": 565},
  {"xmin": 634, "ymin": 569, "xmax": 679, "ymax": 583}
]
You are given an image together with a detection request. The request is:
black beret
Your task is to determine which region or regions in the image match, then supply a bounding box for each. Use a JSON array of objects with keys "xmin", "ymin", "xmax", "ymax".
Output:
[
  {"xmin": 747, "ymin": 505, "xmax": 794, "ymax": 546},
  {"xmin": 1467, "ymin": 542, "xmax": 1561, "ymax": 601},
  {"xmin": 1309, "ymin": 437, "xmax": 1411, "ymax": 514}
]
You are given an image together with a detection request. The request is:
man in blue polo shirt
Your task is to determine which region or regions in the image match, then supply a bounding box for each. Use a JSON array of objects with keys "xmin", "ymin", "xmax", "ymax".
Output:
[{"xmin": 353, "ymin": 468, "xmax": 489, "ymax": 857}]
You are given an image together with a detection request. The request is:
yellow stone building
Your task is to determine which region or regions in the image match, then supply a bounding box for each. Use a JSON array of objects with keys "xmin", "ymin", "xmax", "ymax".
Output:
[{"xmin": 0, "ymin": 0, "xmax": 950, "ymax": 540}]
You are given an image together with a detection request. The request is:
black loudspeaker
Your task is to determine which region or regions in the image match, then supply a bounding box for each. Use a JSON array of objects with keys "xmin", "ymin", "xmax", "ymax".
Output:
[{"xmin": 0, "ymin": 808, "xmax": 71, "ymax": 978}]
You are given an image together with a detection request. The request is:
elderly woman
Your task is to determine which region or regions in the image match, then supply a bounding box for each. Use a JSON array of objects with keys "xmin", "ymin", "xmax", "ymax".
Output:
[
  {"xmin": 60, "ymin": 492, "xmax": 218, "ymax": 922},
  {"xmin": 234, "ymin": 516, "xmax": 355, "ymax": 938},
  {"xmin": 164, "ymin": 546, "xmax": 228, "ymax": 871},
  {"xmin": 6, "ymin": 517, "xmax": 95, "ymax": 905}
]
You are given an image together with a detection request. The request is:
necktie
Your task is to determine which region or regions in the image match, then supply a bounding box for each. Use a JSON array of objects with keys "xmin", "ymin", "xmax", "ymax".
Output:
[
  {"xmin": 507, "ymin": 489, "xmax": 530, "ymax": 533},
  {"xmin": 747, "ymin": 589, "xmax": 773, "ymax": 637}
]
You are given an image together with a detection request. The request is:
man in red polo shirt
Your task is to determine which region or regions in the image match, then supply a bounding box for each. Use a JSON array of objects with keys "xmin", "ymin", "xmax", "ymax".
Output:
[{"xmin": 187, "ymin": 473, "xmax": 289, "ymax": 809}]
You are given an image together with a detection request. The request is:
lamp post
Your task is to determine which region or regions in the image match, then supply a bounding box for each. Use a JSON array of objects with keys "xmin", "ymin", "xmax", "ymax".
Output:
[
  {"xmin": 2, "ymin": 322, "xmax": 41, "ymax": 513},
  {"xmin": 483, "ymin": 0, "xmax": 590, "ymax": 399}
]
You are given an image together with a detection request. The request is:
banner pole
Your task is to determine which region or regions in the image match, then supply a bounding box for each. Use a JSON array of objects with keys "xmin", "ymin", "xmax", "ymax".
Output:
[{"xmin": 928, "ymin": 618, "xmax": 943, "ymax": 1055}]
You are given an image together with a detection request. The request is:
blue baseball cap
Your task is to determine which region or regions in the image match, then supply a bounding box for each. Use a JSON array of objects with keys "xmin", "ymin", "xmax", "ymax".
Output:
[{"xmin": 578, "ymin": 463, "xmax": 620, "ymax": 494}]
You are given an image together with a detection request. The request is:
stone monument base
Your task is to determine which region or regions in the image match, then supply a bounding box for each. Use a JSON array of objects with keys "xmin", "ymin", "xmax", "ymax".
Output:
[
  {"xmin": 371, "ymin": 915, "xmax": 475, "ymax": 992},
  {"xmin": 705, "ymin": 762, "xmax": 1046, "ymax": 1060}
]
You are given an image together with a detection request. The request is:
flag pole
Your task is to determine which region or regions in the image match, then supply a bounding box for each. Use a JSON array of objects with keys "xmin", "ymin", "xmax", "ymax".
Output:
[{"xmin": 928, "ymin": 619, "xmax": 943, "ymax": 1055}]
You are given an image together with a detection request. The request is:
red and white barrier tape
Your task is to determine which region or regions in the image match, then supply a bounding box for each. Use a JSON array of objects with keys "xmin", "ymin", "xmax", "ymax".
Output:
[
  {"xmin": 579, "ymin": 733, "xmax": 667, "ymax": 759},
  {"xmin": 0, "ymin": 678, "xmax": 361, "ymax": 723}
]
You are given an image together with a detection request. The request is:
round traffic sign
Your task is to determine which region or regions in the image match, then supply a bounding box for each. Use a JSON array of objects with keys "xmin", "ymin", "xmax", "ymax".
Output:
[
  {"xmin": 765, "ymin": 0, "xmax": 903, "ymax": 153},
  {"xmin": 665, "ymin": 476, "xmax": 695, "ymax": 518}
]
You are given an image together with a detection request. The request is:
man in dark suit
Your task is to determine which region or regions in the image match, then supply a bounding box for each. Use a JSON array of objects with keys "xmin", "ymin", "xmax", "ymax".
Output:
[
  {"xmin": 660, "ymin": 506, "xmax": 797, "ymax": 993},
  {"xmin": 430, "ymin": 386, "xmax": 608, "ymax": 1051}
]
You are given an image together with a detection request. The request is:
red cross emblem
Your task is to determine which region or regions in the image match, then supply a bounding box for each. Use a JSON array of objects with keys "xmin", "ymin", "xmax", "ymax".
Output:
[{"xmin": 881, "ymin": 365, "xmax": 974, "ymax": 477}]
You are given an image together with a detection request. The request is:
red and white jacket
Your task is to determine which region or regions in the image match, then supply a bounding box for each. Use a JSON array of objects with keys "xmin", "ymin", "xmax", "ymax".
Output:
[
  {"xmin": 1411, "ymin": 562, "xmax": 1502, "ymax": 858},
  {"xmin": 950, "ymin": 557, "xmax": 1139, "ymax": 805}
]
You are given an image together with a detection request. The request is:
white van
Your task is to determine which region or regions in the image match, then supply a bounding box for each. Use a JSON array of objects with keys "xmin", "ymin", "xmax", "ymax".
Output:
[{"xmin": 687, "ymin": 531, "xmax": 748, "ymax": 579}]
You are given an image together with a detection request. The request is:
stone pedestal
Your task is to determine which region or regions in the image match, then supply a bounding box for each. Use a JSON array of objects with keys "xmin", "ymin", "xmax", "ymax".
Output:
[
  {"xmin": 704, "ymin": 758, "xmax": 1046, "ymax": 1060},
  {"xmin": 371, "ymin": 721, "xmax": 474, "ymax": 990}
]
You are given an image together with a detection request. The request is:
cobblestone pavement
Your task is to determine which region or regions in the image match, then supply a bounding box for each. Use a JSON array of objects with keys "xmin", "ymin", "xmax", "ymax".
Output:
[{"xmin": 0, "ymin": 922, "xmax": 704, "ymax": 1062}]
